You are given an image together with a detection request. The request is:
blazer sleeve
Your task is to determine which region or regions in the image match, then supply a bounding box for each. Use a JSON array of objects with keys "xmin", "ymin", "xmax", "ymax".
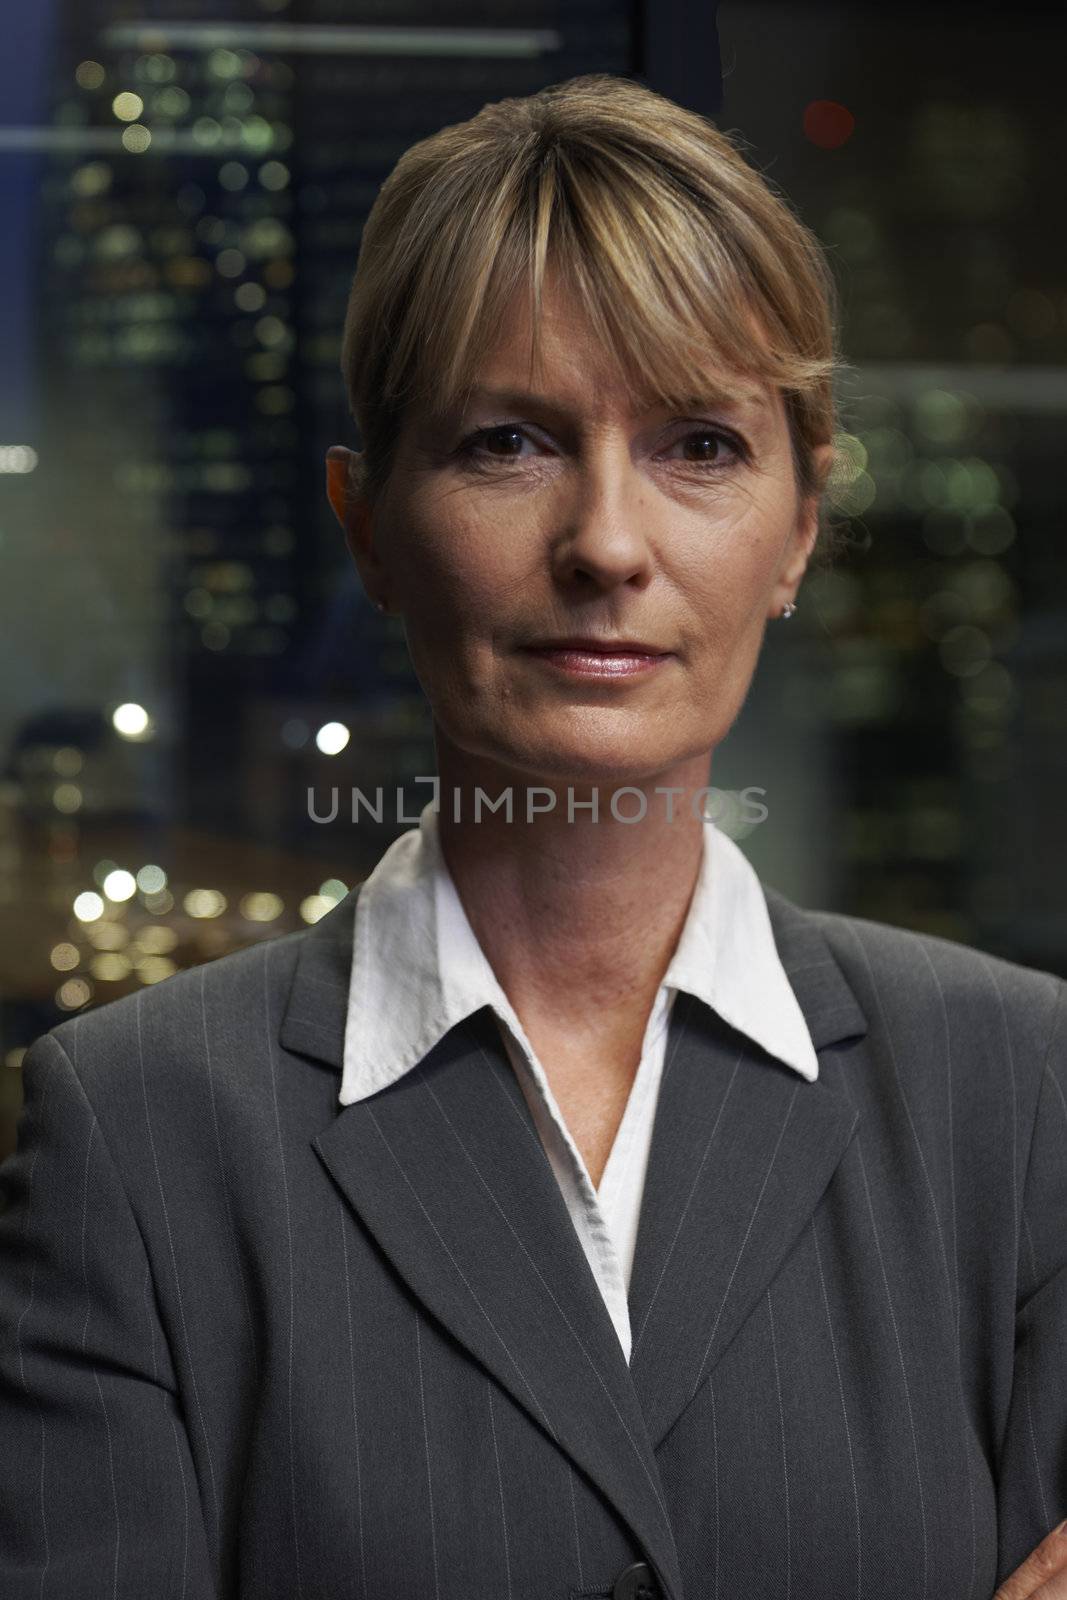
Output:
[
  {"xmin": 0, "ymin": 1030, "xmax": 218, "ymax": 1599},
  {"xmin": 995, "ymin": 975, "xmax": 1067, "ymax": 1583}
]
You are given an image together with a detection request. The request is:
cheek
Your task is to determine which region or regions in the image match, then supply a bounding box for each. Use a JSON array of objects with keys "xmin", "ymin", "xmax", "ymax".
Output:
[
  {"xmin": 400, "ymin": 528, "xmax": 533, "ymax": 648},
  {"xmin": 675, "ymin": 556, "xmax": 768, "ymax": 642},
  {"xmin": 391, "ymin": 531, "xmax": 503, "ymax": 699},
  {"xmin": 390, "ymin": 531, "xmax": 470, "ymax": 634},
  {"xmin": 674, "ymin": 507, "xmax": 788, "ymax": 624}
]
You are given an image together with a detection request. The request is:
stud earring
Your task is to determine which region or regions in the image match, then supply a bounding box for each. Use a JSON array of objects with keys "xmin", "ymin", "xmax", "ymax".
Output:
[{"xmin": 780, "ymin": 600, "xmax": 797, "ymax": 620}]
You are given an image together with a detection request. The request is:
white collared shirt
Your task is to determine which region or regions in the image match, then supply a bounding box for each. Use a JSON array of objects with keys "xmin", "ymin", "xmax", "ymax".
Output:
[{"xmin": 341, "ymin": 801, "xmax": 818, "ymax": 1363}]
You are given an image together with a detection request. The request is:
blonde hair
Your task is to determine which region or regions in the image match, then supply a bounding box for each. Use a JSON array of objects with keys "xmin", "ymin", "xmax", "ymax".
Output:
[{"xmin": 341, "ymin": 72, "xmax": 849, "ymax": 559}]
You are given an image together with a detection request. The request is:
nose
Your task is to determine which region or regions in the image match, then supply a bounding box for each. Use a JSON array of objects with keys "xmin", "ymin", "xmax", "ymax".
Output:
[{"xmin": 550, "ymin": 442, "xmax": 656, "ymax": 594}]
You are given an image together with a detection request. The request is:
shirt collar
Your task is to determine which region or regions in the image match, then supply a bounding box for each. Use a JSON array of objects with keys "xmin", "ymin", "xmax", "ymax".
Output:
[{"xmin": 340, "ymin": 802, "xmax": 818, "ymax": 1106}]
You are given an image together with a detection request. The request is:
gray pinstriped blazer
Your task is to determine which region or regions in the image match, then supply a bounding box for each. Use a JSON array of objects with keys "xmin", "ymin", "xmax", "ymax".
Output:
[{"xmin": 1, "ymin": 880, "xmax": 1065, "ymax": 1600}]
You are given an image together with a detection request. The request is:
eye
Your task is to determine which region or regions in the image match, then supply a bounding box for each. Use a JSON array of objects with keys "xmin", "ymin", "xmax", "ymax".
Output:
[
  {"xmin": 659, "ymin": 426, "xmax": 747, "ymax": 470},
  {"xmin": 456, "ymin": 424, "xmax": 540, "ymax": 464},
  {"xmin": 453, "ymin": 420, "xmax": 749, "ymax": 472}
]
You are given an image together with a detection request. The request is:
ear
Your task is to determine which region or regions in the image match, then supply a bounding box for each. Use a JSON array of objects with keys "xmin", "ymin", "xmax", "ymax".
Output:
[
  {"xmin": 326, "ymin": 445, "xmax": 389, "ymax": 608},
  {"xmin": 769, "ymin": 440, "xmax": 835, "ymax": 617}
]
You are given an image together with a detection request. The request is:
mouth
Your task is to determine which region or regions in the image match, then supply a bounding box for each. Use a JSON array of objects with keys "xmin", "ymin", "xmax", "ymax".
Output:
[
  {"xmin": 524, "ymin": 637, "xmax": 670, "ymax": 655},
  {"xmin": 518, "ymin": 638, "xmax": 674, "ymax": 679}
]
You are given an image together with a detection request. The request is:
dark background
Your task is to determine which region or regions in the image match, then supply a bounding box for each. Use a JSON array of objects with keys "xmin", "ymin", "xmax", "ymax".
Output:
[{"xmin": 2, "ymin": 0, "xmax": 1065, "ymax": 1157}]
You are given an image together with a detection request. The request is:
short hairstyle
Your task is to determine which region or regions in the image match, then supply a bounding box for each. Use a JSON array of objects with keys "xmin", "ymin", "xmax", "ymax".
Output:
[{"xmin": 341, "ymin": 72, "xmax": 849, "ymax": 559}]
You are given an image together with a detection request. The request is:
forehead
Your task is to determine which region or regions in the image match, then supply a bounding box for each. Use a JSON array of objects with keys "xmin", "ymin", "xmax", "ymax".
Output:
[
  {"xmin": 450, "ymin": 285, "xmax": 778, "ymax": 424},
  {"xmin": 456, "ymin": 382, "xmax": 776, "ymax": 432}
]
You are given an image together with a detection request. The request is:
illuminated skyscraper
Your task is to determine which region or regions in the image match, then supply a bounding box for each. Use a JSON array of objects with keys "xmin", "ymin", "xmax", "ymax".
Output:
[{"xmin": 32, "ymin": 0, "xmax": 639, "ymax": 831}]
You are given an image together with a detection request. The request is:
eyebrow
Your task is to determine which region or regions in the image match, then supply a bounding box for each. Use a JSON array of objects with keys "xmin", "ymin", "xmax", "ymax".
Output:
[{"xmin": 459, "ymin": 385, "xmax": 771, "ymax": 418}]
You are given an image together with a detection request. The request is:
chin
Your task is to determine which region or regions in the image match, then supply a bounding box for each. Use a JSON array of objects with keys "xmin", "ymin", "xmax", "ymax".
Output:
[
  {"xmin": 439, "ymin": 705, "xmax": 715, "ymax": 792},
  {"xmin": 490, "ymin": 734, "xmax": 697, "ymax": 792}
]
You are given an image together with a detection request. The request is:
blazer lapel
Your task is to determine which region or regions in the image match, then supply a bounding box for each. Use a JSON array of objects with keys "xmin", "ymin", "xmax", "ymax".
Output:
[
  {"xmin": 626, "ymin": 885, "xmax": 867, "ymax": 1451},
  {"xmin": 285, "ymin": 896, "xmax": 684, "ymax": 1599}
]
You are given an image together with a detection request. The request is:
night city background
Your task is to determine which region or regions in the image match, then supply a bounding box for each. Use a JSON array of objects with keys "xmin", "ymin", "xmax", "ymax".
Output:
[{"xmin": 2, "ymin": 0, "xmax": 1065, "ymax": 1158}]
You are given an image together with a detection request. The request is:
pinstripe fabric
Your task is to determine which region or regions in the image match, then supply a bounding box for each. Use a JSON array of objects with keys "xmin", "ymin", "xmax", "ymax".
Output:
[{"xmin": 1, "ymin": 882, "xmax": 1065, "ymax": 1599}]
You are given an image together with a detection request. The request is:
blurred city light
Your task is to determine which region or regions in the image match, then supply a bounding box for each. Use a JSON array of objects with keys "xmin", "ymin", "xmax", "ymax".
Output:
[
  {"xmin": 112, "ymin": 702, "xmax": 152, "ymax": 739},
  {"xmin": 103, "ymin": 869, "xmax": 137, "ymax": 902},
  {"xmin": 315, "ymin": 721, "xmax": 350, "ymax": 755}
]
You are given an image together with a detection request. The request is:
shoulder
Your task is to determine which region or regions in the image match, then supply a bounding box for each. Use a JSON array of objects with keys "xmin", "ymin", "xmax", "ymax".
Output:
[
  {"xmin": 762, "ymin": 891, "xmax": 1067, "ymax": 1187},
  {"xmin": 38, "ymin": 924, "xmax": 312, "ymax": 1102},
  {"xmin": 802, "ymin": 898, "xmax": 1065, "ymax": 1070}
]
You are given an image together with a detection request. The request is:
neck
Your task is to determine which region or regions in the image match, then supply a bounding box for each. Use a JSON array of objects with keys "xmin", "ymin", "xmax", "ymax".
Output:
[{"xmin": 431, "ymin": 738, "xmax": 713, "ymax": 1039}]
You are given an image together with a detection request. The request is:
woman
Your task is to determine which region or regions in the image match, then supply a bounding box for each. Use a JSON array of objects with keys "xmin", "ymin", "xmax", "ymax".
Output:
[{"xmin": 1, "ymin": 73, "xmax": 1065, "ymax": 1600}]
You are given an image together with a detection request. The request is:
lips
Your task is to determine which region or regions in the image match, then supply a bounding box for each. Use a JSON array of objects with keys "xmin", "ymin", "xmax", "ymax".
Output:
[
  {"xmin": 518, "ymin": 640, "xmax": 673, "ymax": 679},
  {"xmin": 523, "ymin": 638, "xmax": 669, "ymax": 655}
]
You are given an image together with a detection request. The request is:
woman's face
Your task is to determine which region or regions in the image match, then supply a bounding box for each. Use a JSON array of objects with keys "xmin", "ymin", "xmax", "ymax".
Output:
[{"xmin": 330, "ymin": 285, "xmax": 830, "ymax": 789}]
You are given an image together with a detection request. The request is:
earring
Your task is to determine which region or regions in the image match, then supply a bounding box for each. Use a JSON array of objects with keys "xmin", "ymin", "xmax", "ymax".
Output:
[
  {"xmin": 780, "ymin": 600, "xmax": 797, "ymax": 620},
  {"xmin": 373, "ymin": 597, "xmax": 387, "ymax": 614}
]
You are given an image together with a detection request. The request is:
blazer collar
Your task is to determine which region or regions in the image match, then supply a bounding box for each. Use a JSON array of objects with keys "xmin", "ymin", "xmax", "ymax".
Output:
[
  {"xmin": 338, "ymin": 808, "xmax": 819, "ymax": 1107},
  {"xmin": 279, "ymin": 875, "xmax": 867, "ymax": 1072},
  {"xmin": 285, "ymin": 880, "xmax": 867, "ymax": 1600}
]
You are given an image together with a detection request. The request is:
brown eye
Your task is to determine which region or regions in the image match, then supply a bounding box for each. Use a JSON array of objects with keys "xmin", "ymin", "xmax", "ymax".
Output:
[
  {"xmin": 461, "ymin": 425, "xmax": 530, "ymax": 461},
  {"xmin": 684, "ymin": 431, "xmax": 723, "ymax": 461},
  {"xmin": 669, "ymin": 428, "xmax": 743, "ymax": 467},
  {"xmin": 481, "ymin": 426, "xmax": 525, "ymax": 456}
]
